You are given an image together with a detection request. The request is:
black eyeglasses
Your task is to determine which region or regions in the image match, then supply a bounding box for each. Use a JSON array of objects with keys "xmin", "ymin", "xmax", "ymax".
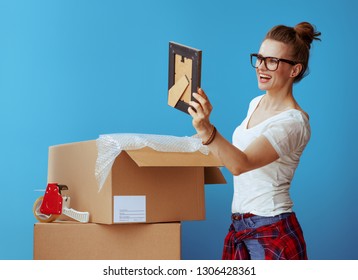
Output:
[{"xmin": 250, "ymin": 53, "xmax": 297, "ymax": 71}]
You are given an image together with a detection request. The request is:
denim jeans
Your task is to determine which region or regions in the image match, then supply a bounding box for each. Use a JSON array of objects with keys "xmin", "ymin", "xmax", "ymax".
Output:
[{"xmin": 232, "ymin": 212, "xmax": 292, "ymax": 260}]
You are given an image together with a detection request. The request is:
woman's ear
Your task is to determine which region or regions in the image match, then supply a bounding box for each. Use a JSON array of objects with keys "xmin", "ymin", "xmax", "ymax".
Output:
[{"xmin": 291, "ymin": 64, "xmax": 303, "ymax": 78}]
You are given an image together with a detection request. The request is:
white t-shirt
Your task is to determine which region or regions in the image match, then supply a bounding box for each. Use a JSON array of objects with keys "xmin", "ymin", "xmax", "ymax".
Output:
[{"xmin": 232, "ymin": 94, "xmax": 311, "ymax": 216}]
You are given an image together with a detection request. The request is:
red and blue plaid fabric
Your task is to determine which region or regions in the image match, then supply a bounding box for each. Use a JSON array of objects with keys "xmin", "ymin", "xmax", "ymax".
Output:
[{"xmin": 222, "ymin": 213, "xmax": 308, "ymax": 260}]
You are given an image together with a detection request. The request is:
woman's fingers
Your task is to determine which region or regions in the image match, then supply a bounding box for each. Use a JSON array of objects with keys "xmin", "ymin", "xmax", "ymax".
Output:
[
  {"xmin": 189, "ymin": 99, "xmax": 201, "ymax": 113},
  {"xmin": 188, "ymin": 88, "xmax": 213, "ymax": 134},
  {"xmin": 193, "ymin": 92, "xmax": 212, "ymax": 115},
  {"xmin": 197, "ymin": 88, "xmax": 208, "ymax": 99}
]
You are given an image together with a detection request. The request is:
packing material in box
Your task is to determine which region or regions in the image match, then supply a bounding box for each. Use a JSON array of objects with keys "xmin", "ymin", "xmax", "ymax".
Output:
[
  {"xmin": 47, "ymin": 139, "xmax": 225, "ymax": 224},
  {"xmin": 33, "ymin": 222, "xmax": 181, "ymax": 260}
]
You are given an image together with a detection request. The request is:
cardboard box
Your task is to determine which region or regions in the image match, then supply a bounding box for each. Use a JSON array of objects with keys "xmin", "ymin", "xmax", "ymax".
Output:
[
  {"xmin": 33, "ymin": 222, "xmax": 181, "ymax": 260},
  {"xmin": 48, "ymin": 140, "xmax": 225, "ymax": 224}
]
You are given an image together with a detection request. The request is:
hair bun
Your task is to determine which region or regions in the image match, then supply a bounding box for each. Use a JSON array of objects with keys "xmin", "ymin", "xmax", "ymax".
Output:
[{"xmin": 294, "ymin": 22, "xmax": 321, "ymax": 49}]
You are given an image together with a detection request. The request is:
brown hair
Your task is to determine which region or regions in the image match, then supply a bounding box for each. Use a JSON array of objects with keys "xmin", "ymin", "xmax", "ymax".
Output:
[{"xmin": 265, "ymin": 22, "xmax": 321, "ymax": 83}]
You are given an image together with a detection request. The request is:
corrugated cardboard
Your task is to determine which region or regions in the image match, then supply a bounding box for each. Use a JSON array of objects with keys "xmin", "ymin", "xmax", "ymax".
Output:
[
  {"xmin": 33, "ymin": 222, "xmax": 181, "ymax": 260},
  {"xmin": 47, "ymin": 140, "xmax": 225, "ymax": 224}
]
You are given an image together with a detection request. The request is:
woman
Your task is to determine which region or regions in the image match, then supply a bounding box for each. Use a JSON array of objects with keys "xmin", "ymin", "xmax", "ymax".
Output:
[{"xmin": 188, "ymin": 22, "xmax": 321, "ymax": 260}]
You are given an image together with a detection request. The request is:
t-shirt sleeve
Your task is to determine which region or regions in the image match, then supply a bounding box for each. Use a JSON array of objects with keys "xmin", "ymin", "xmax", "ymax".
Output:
[{"xmin": 262, "ymin": 116, "xmax": 310, "ymax": 157}]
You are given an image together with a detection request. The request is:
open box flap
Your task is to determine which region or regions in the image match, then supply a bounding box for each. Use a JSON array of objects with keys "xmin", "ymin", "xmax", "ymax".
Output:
[
  {"xmin": 124, "ymin": 147, "xmax": 226, "ymax": 185},
  {"xmin": 204, "ymin": 167, "xmax": 227, "ymax": 184},
  {"xmin": 124, "ymin": 147, "xmax": 222, "ymax": 167}
]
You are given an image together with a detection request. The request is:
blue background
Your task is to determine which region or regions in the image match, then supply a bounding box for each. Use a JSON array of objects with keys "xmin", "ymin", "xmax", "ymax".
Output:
[{"xmin": 0, "ymin": 0, "xmax": 357, "ymax": 260}]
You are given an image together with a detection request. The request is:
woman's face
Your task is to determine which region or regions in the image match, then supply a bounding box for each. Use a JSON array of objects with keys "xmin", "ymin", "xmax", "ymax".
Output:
[{"xmin": 256, "ymin": 39, "xmax": 295, "ymax": 92}]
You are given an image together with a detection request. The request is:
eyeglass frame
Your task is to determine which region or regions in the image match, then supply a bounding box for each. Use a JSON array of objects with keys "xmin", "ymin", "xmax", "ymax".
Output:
[{"xmin": 250, "ymin": 53, "xmax": 298, "ymax": 71}]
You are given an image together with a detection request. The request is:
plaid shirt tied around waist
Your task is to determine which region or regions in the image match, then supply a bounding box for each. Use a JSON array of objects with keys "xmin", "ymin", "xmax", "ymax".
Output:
[{"xmin": 222, "ymin": 212, "xmax": 307, "ymax": 260}]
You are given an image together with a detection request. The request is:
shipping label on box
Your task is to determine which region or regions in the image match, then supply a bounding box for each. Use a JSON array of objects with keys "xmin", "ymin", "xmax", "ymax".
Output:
[{"xmin": 113, "ymin": 195, "xmax": 146, "ymax": 223}]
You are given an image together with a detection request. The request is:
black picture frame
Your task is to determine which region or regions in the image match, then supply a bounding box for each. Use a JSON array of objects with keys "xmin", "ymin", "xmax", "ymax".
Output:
[{"xmin": 168, "ymin": 42, "xmax": 202, "ymax": 114}]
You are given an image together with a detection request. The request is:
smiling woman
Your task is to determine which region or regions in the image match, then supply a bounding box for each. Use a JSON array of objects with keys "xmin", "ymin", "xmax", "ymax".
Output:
[
  {"xmin": 252, "ymin": 39, "xmax": 302, "ymax": 95},
  {"xmin": 0, "ymin": 0, "xmax": 356, "ymax": 263},
  {"xmin": 188, "ymin": 22, "xmax": 321, "ymax": 260}
]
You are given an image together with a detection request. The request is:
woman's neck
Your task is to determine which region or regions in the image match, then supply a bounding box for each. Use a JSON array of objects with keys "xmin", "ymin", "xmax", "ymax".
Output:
[{"xmin": 262, "ymin": 89, "xmax": 297, "ymax": 112}]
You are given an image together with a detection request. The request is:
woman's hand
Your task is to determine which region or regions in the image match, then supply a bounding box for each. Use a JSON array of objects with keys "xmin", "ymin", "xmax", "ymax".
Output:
[
  {"xmin": 188, "ymin": 88, "xmax": 214, "ymax": 143},
  {"xmin": 188, "ymin": 88, "xmax": 279, "ymax": 176}
]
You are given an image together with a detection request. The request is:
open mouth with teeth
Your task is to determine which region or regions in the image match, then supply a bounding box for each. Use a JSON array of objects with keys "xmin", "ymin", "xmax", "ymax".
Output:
[{"xmin": 259, "ymin": 73, "xmax": 271, "ymax": 82}]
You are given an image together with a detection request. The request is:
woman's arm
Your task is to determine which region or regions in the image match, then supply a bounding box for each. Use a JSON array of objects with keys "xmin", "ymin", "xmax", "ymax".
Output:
[{"xmin": 188, "ymin": 89, "xmax": 279, "ymax": 176}]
